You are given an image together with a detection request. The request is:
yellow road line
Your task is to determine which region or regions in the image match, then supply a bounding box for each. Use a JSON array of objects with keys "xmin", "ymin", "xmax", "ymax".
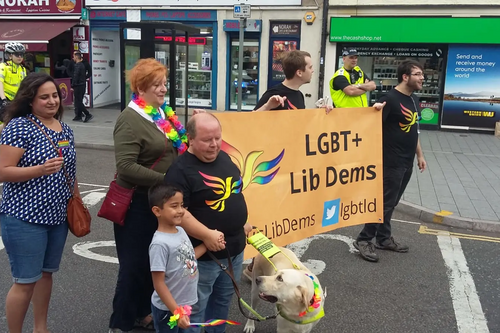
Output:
[{"xmin": 418, "ymin": 226, "xmax": 500, "ymax": 243}]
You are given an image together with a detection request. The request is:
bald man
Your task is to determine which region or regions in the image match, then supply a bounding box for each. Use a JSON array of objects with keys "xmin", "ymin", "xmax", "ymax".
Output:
[{"xmin": 164, "ymin": 113, "xmax": 251, "ymax": 333}]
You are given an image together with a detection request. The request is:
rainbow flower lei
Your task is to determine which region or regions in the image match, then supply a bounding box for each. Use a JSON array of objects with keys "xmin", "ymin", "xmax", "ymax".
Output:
[{"xmin": 132, "ymin": 93, "xmax": 188, "ymax": 154}]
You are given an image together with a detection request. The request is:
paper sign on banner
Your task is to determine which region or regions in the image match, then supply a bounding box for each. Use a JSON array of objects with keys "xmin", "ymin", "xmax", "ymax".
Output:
[{"xmin": 214, "ymin": 108, "xmax": 383, "ymax": 259}]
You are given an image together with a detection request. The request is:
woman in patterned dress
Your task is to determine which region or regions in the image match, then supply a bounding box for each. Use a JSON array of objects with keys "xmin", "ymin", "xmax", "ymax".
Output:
[{"xmin": 0, "ymin": 72, "xmax": 79, "ymax": 333}]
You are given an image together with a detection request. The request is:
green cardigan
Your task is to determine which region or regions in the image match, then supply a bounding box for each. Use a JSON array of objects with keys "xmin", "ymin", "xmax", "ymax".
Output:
[{"xmin": 114, "ymin": 106, "xmax": 177, "ymax": 192}]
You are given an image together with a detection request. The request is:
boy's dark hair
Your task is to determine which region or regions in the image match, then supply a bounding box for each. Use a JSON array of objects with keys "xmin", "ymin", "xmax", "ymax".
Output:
[
  {"xmin": 148, "ymin": 183, "xmax": 183, "ymax": 209},
  {"xmin": 397, "ymin": 60, "xmax": 424, "ymax": 83},
  {"xmin": 282, "ymin": 50, "xmax": 311, "ymax": 80}
]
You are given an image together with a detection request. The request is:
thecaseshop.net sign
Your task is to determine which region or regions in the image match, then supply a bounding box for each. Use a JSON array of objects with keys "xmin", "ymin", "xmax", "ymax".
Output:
[
  {"xmin": 86, "ymin": 0, "xmax": 299, "ymax": 6},
  {"xmin": 0, "ymin": 0, "xmax": 82, "ymax": 15}
]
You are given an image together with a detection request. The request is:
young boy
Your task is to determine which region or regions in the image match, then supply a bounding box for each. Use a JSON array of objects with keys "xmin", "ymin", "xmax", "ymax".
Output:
[{"xmin": 148, "ymin": 184, "xmax": 224, "ymax": 332}]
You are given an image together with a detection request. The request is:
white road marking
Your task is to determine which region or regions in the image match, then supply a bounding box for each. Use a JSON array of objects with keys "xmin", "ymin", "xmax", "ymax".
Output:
[
  {"xmin": 80, "ymin": 188, "xmax": 107, "ymax": 195},
  {"xmin": 437, "ymin": 235, "xmax": 489, "ymax": 333},
  {"xmin": 0, "ymin": 238, "xmax": 4, "ymax": 251},
  {"xmin": 392, "ymin": 219, "xmax": 421, "ymax": 225},
  {"xmin": 73, "ymin": 233, "xmax": 356, "ymax": 277},
  {"xmin": 72, "ymin": 241, "xmax": 118, "ymax": 264},
  {"xmin": 82, "ymin": 192, "xmax": 107, "ymax": 207},
  {"xmin": 79, "ymin": 182, "xmax": 109, "ymax": 188}
]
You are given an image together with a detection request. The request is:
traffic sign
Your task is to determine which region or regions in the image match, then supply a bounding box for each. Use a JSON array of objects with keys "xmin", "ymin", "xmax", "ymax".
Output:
[{"xmin": 233, "ymin": 4, "xmax": 251, "ymax": 19}]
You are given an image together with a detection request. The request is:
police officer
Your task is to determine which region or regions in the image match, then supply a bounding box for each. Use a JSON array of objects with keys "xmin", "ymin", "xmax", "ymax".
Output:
[
  {"xmin": 330, "ymin": 48, "xmax": 375, "ymax": 108},
  {"xmin": 0, "ymin": 42, "xmax": 28, "ymax": 122}
]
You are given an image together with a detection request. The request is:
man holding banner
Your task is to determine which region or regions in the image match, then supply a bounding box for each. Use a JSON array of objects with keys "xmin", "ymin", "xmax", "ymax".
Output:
[
  {"xmin": 354, "ymin": 60, "xmax": 427, "ymax": 263},
  {"xmin": 164, "ymin": 113, "xmax": 252, "ymax": 333},
  {"xmin": 253, "ymin": 50, "xmax": 312, "ymax": 111}
]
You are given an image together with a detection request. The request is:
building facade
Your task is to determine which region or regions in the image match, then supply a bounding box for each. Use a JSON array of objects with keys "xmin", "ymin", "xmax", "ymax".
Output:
[
  {"xmin": 324, "ymin": 0, "xmax": 500, "ymax": 131},
  {"xmin": 0, "ymin": 0, "xmax": 89, "ymax": 107},
  {"xmin": 84, "ymin": 0, "xmax": 324, "ymax": 111}
]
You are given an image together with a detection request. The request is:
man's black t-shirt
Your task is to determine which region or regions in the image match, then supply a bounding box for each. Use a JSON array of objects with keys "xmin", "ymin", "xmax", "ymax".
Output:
[
  {"xmin": 254, "ymin": 83, "xmax": 305, "ymax": 111},
  {"xmin": 380, "ymin": 89, "xmax": 420, "ymax": 168},
  {"xmin": 332, "ymin": 68, "xmax": 370, "ymax": 91},
  {"xmin": 164, "ymin": 151, "xmax": 248, "ymax": 260}
]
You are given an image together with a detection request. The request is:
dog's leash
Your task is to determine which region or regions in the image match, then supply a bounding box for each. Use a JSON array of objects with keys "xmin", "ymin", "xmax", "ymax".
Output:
[{"xmin": 207, "ymin": 249, "xmax": 278, "ymax": 322}]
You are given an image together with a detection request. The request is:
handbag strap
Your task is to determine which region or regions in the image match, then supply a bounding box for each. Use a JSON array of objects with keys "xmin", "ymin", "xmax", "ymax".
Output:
[
  {"xmin": 113, "ymin": 135, "xmax": 169, "ymax": 181},
  {"xmin": 28, "ymin": 117, "xmax": 74, "ymax": 196}
]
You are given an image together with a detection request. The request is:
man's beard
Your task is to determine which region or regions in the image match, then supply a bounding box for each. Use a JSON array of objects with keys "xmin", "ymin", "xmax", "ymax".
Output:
[{"xmin": 408, "ymin": 79, "xmax": 421, "ymax": 92}]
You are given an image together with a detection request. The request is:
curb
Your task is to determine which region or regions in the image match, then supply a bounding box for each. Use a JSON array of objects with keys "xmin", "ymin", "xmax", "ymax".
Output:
[
  {"xmin": 75, "ymin": 142, "xmax": 114, "ymax": 151},
  {"xmin": 396, "ymin": 200, "xmax": 500, "ymax": 234}
]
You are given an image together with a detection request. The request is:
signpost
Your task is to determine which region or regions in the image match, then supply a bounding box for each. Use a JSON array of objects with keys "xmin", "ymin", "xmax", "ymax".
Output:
[{"xmin": 233, "ymin": 3, "xmax": 250, "ymax": 111}]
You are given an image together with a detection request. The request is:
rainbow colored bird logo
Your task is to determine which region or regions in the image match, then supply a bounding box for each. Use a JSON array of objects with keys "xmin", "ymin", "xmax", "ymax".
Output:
[
  {"xmin": 199, "ymin": 172, "xmax": 242, "ymax": 212},
  {"xmin": 221, "ymin": 140, "xmax": 285, "ymax": 191},
  {"xmin": 399, "ymin": 103, "xmax": 418, "ymax": 133}
]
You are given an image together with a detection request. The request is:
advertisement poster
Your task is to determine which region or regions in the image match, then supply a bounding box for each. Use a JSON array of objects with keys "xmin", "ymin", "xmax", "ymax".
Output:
[
  {"xmin": 91, "ymin": 30, "xmax": 120, "ymax": 107},
  {"xmin": 442, "ymin": 45, "xmax": 500, "ymax": 129},
  {"xmin": 271, "ymin": 40, "xmax": 298, "ymax": 82},
  {"xmin": 215, "ymin": 108, "xmax": 383, "ymax": 258}
]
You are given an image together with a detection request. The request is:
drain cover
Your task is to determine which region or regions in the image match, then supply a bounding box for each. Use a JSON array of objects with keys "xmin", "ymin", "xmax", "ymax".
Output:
[{"xmin": 459, "ymin": 134, "xmax": 468, "ymax": 137}]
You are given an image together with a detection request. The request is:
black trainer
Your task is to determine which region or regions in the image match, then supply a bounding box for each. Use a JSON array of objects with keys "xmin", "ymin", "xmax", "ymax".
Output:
[
  {"xmin": 72, "ymin": 117, "xmax": 83, "ymax": 121},
  {"xmin": 353, "ymin": 240, "xmax": 379, "ymax": 262},
  {"xmin": 375, "ymin": 237, "xmax": 409, "ymax": 253},
  {"xmin": 83, "ymin": 114, "xmax": 94, "ymax": 123}
]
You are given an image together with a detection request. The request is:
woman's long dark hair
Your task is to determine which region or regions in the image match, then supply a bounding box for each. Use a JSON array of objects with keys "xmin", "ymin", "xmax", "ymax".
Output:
[{"xmin": 3, "ymin": 73, "xmax": 65, "ymax": 125}]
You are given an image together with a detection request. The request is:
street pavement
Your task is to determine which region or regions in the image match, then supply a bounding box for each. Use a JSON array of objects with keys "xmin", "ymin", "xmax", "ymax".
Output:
[{"xmin": 1, "ymin": 148, "xmax": 499, "ymax": 333}]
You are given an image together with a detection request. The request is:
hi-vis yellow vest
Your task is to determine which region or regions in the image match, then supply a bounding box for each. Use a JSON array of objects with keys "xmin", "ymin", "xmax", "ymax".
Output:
[
  {"xmin": 329, "ymin": 66, "xmax": 368, "ymax": 108},
  {"xmin": 0, "ymin": 61, "xmax": 27, "ymax": 100}
]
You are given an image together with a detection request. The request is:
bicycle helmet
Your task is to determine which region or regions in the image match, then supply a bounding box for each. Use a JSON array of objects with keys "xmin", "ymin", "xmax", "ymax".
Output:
[{"xmin": 5, "ymin": 42, "xmax": 25, "ymax": 54}]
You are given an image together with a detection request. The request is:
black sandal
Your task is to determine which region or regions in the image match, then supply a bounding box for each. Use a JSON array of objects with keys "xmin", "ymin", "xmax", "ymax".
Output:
[{"xmin": 134, "ymin": 314, "xmax": 155, "ymax": 331}]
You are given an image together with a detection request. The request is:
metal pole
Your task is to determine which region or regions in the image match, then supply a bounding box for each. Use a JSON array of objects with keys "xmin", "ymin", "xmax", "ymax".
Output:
[{"xmin": 237, "ymin": 17, "xmax": 246, "ymax": 112}]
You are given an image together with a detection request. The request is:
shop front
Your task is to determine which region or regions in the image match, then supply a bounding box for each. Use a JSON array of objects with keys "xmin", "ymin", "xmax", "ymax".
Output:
[
  {"xmin": 327, "ymin": 16, "xmax": 500, "ymax": 131},
  {"xmin": 141, "ymin": 9, "xmax": 218, "ymax": 109},
  {"xmin": 0, "ymin": 0, "xmax": 83, "ymax": 106},
  {"xmin": 223, "ymin": 19, "xmax": 262, "ymax": 111}
]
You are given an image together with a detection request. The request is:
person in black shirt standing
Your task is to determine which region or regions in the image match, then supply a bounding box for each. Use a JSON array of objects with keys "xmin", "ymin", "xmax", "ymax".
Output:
[
  {"xmin": 354, "ymin": 60, "xmax": 427, "ymax": 263},
  {"xmin": 164, "ymin": 112, "xmax": 252, "ymax": 333},
  {"xmin": 71, "ymin": 52, "xmax": 93, "ymax": 122},
  {"xmin": 253, "ymin": 50, "xmax": 312, "ymax": 111}
]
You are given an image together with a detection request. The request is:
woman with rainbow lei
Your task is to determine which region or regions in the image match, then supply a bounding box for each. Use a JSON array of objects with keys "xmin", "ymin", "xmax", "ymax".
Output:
[{"xmin": 108, "ymin": 58, "xmax": 225, "ymax": 333}]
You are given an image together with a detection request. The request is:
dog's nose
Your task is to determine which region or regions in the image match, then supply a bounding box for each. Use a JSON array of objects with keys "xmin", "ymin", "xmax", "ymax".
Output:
[{"xmin": 255, "ymin": 277, "xmax": 262, "ymax": 285}]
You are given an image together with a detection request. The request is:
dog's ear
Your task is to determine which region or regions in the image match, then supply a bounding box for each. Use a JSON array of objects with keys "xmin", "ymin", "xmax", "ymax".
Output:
[{"xmin": 297, "ymin": 285, "xmax": 310, "ymax": 311}]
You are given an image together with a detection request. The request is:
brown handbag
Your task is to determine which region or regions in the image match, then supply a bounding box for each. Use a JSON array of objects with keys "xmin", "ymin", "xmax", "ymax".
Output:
[
  {"xmin": 28, "ymin": 118, "xmax": 91, "ymax": 237},
  {"xmin": 98, "ymin": 137, "xmax": 168, "ymax": 226}
]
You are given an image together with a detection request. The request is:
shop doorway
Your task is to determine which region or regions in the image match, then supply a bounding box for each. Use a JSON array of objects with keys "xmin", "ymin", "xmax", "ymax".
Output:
[{"xmin": 119, "ymin": 21, "xmax": 199, "ymax": 123}]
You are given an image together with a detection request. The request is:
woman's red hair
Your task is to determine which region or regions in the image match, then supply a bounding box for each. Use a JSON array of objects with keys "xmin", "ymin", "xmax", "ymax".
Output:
[{"xmin": 126, "ymin": 58, "xmax": 168, "ymax": 94}]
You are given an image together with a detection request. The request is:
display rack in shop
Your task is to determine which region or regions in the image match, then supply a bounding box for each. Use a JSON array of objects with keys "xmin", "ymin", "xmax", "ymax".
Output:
[
  {"xmin": 173, "ymin": 68, "xmax": 212, "ymax": 107},
  {"xmin": 370, "ymin": 57, "xmax": 441, "ymax": 105}
]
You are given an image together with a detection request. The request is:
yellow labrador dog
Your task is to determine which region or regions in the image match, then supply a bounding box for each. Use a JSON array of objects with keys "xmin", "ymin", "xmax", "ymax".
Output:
[{"xmin": 243, "ymin": 247, "xmax": 325, "ymax": 333}]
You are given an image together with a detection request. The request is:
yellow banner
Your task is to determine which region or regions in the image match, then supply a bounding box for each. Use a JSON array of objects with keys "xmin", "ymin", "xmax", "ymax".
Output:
[{"xmin": 214, "ymin": 108, "xmax": 383, "ymax": 258}]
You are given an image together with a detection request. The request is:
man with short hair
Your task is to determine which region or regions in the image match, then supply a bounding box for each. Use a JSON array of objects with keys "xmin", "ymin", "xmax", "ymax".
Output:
[
  {"xmin": 254, "ymin": 50, "xmax": 313, "ymax": 111},
  {"xmin": 67, "ymin": 50, "xmax": 92, "ymax": 79},
  {"xmin": 330, "ymin": 48, "xmax": 376, "ymax": 108},
  {"xmin": 354, "ymin": 60, "xmax": 427, "ymax": 263},
  {"xmin": 164, "ymin": 112, "xmax": 252, "ymax": 333},
  {"xmin": 71, "ymin": 52, "xmax": 93, "ymax": 122}
]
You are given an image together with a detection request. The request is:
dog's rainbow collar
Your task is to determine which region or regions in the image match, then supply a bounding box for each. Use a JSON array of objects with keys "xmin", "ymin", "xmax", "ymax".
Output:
[
  {"xmin": 298, "ymin": 274, "xmax": 322, "ymax": 317},
  {"xmin": 276, "ymin": 273, "xmax": 325, "ymax": 325}
]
